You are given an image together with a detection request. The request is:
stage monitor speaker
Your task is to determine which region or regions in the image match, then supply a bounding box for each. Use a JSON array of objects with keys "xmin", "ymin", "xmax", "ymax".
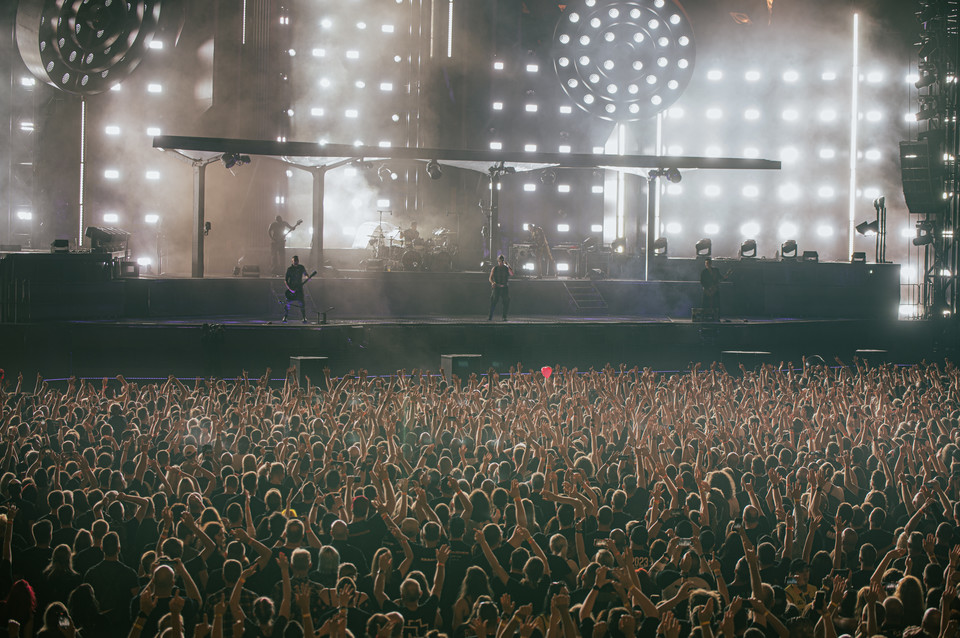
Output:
[
  {"xmin": 441, "ymin": 354, "xmax": 484, "ymax": 385},
  {"xmin": 0, "ymin": 244, "xmax": 21, "ymax": 252},
  {"xmin": 692, "ymin": 307, "xmax": 718, "ymax": 322},
  {"xmin": 50, "ymin": 239, "xmax": 69, "ymax": 253},
  {"xmin": 900, "ymin": 138, "xmax": 945, "ymax": 214},
  {"xmin": 85, "ymin": 226, "xmax": 130, "ymax": 253},
  {"xmin": 290, "ymin": 356, "xmax": 328, "ymax": 388},
  {"xmin": 360, "ymin": 258, "xmax": 385, "ymax": 272},
  {"xmin": 117, "ymin": 260, "xmax": 139, "ymax": 278},
  {"xmin": 241, "ymin": 265, "xmax": 260, "ymax": 278}
]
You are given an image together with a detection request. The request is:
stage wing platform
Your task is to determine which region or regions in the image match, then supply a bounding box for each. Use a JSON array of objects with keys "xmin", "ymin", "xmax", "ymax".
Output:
[{"xmin": 0, "ymin": 251, "xmax": 927, "ymax": 378}]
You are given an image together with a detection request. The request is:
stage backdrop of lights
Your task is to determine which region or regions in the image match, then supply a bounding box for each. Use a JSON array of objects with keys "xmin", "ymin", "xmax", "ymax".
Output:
[
  {"xmin": 476, "ymin": 2, "xmax": 914, "ymax": 265},
  {"xmin": 285, "ymin": 0, "xmax": 421, "ymax": 249}
]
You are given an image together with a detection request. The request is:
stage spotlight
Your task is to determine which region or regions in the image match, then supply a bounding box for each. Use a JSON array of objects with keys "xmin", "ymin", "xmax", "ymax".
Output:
[
  {"xmin": 916, "ymin": 71, "xmax": 938, "ymax": 89},
  {"xmin": 740, "ymin": 239, "xmax": 757, "ymax": 258},
  {"xmin": 665, "ymin": 167, "xmax": 682, "ymax": 183},
  {"xmin": 378, "ymin": 165, "xmax": 398, "ymax": 181},
  {"xmin": 653, "ymin": 237, "xmax": 668, "ymax": 256},
  {"xmin": 913, "ymin": 233, "xmax": 934, "ymax": 246},
  {"xmin": 426, "ymin": 160, "xmax": 442, "ymax": 180},
  {"xmin": 221, "ymin": 153, "xmax": 250, "ymax": 169},
  {"xmin": 851, "ymin": 252, "xmax": 867, "ymax": 263},
  {"xmin": 781, "ymin": 239, "xmax": 798, "ymax": 259},
  {"xmin": 856, "ymin": 220, "xmax": 880, "ymax": 235},
  {"xmin": 540, "ymin": 169, "xmax": 557, "ymax": 185},
  {"xmin": 801, "ymin": 250, "xmax": 819, "ymax": 262},
  {"xmin": 611, "ymin": 237, "xmax": 626, "ymax": 253},
  {"xmin": 695, "ymin": 238, "xmax": 711, "ymax": 256}
]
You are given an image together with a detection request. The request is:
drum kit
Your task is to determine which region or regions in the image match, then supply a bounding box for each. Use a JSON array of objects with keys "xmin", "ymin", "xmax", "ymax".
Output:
[{"xmin": 366, "ymin": 226, "xmax": 458, "ymax": 272}]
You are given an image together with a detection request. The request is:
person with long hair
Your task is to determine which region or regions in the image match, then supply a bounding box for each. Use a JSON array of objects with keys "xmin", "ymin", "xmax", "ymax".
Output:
[
  {"xmin": 36, "ymin": 601, "xmax": 77, "ymax": 638},
  {"xmin": 0, "ymin": 579, "xmax": 37, "ymax": 637},
  {"xmin": 39, "ymin": 544, "xmax": 81, "ymax": 609},
  {"xmin": 67, "ymin": 584, "xmax": 108, "ymax": 637},
  {"xmin": 452, "ymin": 566, "xmax": 494, "ymax": 630}
]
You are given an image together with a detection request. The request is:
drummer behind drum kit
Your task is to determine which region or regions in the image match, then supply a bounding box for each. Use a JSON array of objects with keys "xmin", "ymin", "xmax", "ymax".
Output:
[{"xmin": 366, "ymin": 226, "xmax": 458, "ymax": 272}]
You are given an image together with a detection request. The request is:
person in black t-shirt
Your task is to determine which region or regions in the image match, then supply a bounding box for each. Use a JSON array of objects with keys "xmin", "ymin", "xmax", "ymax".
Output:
[
  {"xmin": 488, "ymin": 255, "xmax": 513, "ymax": 321},
  {"xmin": 283, "ymin": 255, "xmax": 308, "ymax": 324}
]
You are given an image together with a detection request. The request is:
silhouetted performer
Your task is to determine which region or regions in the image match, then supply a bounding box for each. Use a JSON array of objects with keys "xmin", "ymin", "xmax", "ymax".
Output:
[
  {"xmin": 269, "ymin": 215, "xmax": 296, "ymax": 275},
  {"xmin": 529, "ymin": 224, "xmax": 554, "ymax": 278},
  {"xmin": 488, "ymin": 254, "xmax": 513, "ymax": 321},
  {"xmin": 700, "ymin": 258, "xmax": 727, "ymax": 318},
  {"xmin": 283, "ymin": 255, "xmax": 308, "ymax": 323},
  {"xmin": 402, "ymin": 221, "xmax": 421, "ymax": 246}
]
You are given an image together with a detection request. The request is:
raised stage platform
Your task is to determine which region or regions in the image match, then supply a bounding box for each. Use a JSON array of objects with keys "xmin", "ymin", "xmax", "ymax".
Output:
[{"xmin": 1, "ymin": 251, "xmax": 946, "ymax": 379}]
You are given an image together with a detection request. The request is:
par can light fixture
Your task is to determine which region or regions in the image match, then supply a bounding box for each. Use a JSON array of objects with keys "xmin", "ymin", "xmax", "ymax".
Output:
[{"xmin": 553, "ymin": 0, "xmax": 696, "ymax": 121}]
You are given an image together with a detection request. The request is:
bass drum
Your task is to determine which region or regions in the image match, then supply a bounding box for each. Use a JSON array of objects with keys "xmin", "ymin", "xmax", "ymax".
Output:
[
  {"xmin": 401, "ymin": 249, "xmax": 424, "ymax": 270},
  {"xmin": 426, "ymin": 250, "xmax": 453, "ymax": 272}
]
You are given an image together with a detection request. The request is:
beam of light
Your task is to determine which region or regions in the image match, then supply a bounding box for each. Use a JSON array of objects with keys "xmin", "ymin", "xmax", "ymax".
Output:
[
  {"xmin": 448, "ymin": 0, "xmax": 454, "ymax": 58},
  {"xmin": 79, "ymin": 98, "xmax": 86, "ymax": 245},
  {"xmin": 848, "ymin": 13, "xmax": 859, "ymax": 260}
]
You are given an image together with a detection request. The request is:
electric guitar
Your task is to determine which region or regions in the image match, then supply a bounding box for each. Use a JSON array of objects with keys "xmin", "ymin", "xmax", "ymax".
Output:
[
  {"xmin": 285, "ymin": 270, "xmax": 318, "ymax": 300},
  {"xmin": 283, "ymin": 219, "xmax": 304, "ymax": 237}
]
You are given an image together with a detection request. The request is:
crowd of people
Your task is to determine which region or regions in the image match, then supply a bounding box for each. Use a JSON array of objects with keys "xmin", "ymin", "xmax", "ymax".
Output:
[{"xmin": 0, "ymin": 357, "xmax": 958, "ymax": 638}]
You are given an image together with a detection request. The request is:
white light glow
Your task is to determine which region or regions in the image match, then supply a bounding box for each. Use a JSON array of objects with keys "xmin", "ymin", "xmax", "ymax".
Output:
[
  {"xmin": 556, "ymin": 263, "xmax": 570, "ymax": 272},
  {"xmin": 707, "ymin": 69, "xmax": 723, "ymax": 80},
  {"xmin": 493, "ymin": 61, "xmax": 504, "ymax": 70},
  {"xmin": 863, "ymin": 187, "xmax": 881, "ymax": 199},
  {"xmin": 592, "ymin": 186, "xmax": 604, "ymax": 194},
  {"xmin": 782, "ymin": 109, "xmax": 799, "ymax": 121},
  {"xmin": 20, "ymin": 77, "xmax": 36, "ymax": 87},
  {"xmin": 741, "ymin": 222, "xmax": 760, "ymax": 236},
  {"xmin": 377, "ymin": 199, "xmax": 390, "ymax": 208},
  {"xmin": 105, "ymin": 125, "xmax": 121, "ymax": 135},
  {"xmin": 779, "ymin": 184, "xmax": 800, "ymax": 201},
  {"xmin": 706, "ymin": 108, "xmax": 722, "ymax": 120},
  {"xmin": 312, "ymin": 48, "xmax": 325, "ymax": 57},
  {"xmin": 666, "ymin": 184, "xmax": 682, "ymax": 195},
  {"xmin": 16, "ymin": 211, "xmax": 33, "ymax": 221},
  {"xmin": 904, "ymin": 112, "xmax": 917, "ymax": 123},
  {"xmin": 783, "ymin": 70, "xmax": 799, "ymax": 82},
  {"xmin": 492, "ymin": 102, "xmax": 503, "ymax": 110},
  {"xmin": 558, "ymin": 184, "xmax": 570, "ymax": 193},
  {"xmin": 704, "ymin": 223, "xmax": 719, "ymax": 235},
  {"xmin": 147, "ymin": 83, "xmax": 162, "ymax": 93},
  {"xmin": 745, "ymin": 70, "xmax": 761, "ymax": 81},
  {"xmin": 525, "ymin": 104, "xmax": 538, "ymax": 112},
  {"xmin": 906, "ymin": 73, "xmax": 919, "ymax": 84},
  {"xmin": 667, "ymin": 107, "xmax": 684, "ymax": 118},
  {"xmin": 137, "ymin": 257, "xmax": 152, "ymax": 267},
  {"xmin": 346, "ymin": 50, "xmax": 359, "ymax": 59},
  {"xmin": 560, "ymin": 106, "xmax": 573, "ymax": 114},
  {"xmin": 865, "ymin": 111, "xmax": 882, "ymax": 122},
  {"xmin": 146, "ymin": 127, "xmax": 161, "ymax": 136},
  {"xmin": 901, "ymin": 227, "xmax": 914, "ymax": 238},
  {"xmin": 144, "ymin": 214, "xmax": 160, "ymax": 224},
  {"xmin": 744, "ymin": 109, "xmax": 760, "ymax": 120},
  {"xmin": 742, "ymin": 185, "xmax": 759, "ymax": 198},
  {"xmin": 559, "ymin": 145, "xmax": 571, "ymax": 153},
  {"xmin": 380, "ymin": 82, "xmax": 393, "ymax": 91},
  {"xmin": 779, "ymin": 222, "xmax": 798, "ymax": 238},
  {"xmin": 865, "ymin": 149, "xmax": 881, "ymax": 160},
  {"xmin": 145, "ymin": 171, "xmax": 160, "ymax": 180},
  {"xmin": 526, "ymin": 64, "xmax": 539, "ymax": 73},
  {"xmin": 591, "ymin": 224, "xmax": 603, "ymax": 232},
  {"xmin": 817, "ymin": 225, "xmax": 834, "ymax": 237},
  {"xmin": 819, "ymin": 148, "xmax": 836, "ymax": 159},
  {"xmin": 866, "ymin": 71, "xmax": 884, "ymax": 83},
  {"xmin": 490, "ymin": 142, "xmax": 502, "ymax": 150},
  {"xmin": 557, "ymin": 224, "xmax": 570, "ymax": 232},
  {"xmin": 524, "ymin": 184, "xmax": 536, "ymax": 192},
  {"xmin": 780, "ymin": 147, "xmax": 799, "ymax": 162},
  {"xmin": 345, "ymin": 109, "xmax": 358, "ymax": 118},
  {"xmin": 148, "ymin": 40, "xmax": 163, "ymax": 50},
  {"xmin": 818, "ymin": 186, "xmax": 835, "ymax": 198},
  {"xmin": 103, "ymin": 213, "xmax": 119, "ymax": 223},
  {"xmin": 382, "ymin": 24, "xmax": 395, "ymax": 33},
  {"xmin": 104, "ymin": 169, "xmax": 119, "ymax": 179},
  {"xmin": 819, "ymin": 109, "xmax": 838, "ymax": 122},
  {"xmin": 523, "ymin": 263, "xmax": 535, "ymax": 271},
  {"xmin": 665, "ymin": 222, "xmax": 682, "ymax": 234},
  {"xmin": 822, "ymin": 71, "xmax": 838, "ymax": 81},
  {"xmin": 524, "ymin": 144, "xmax": 537, "ymax": 152},
  {"xmin": 704, "ymin": 185, "xmax": 722, "ymax": 197}
]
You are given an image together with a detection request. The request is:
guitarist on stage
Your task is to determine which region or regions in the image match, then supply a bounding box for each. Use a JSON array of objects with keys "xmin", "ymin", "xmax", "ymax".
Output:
[
  {"xmin": 283, "ymin": 255, "xmax": 309, "ymax": 323},
  {"xmin": 269, "ymin": 215, "xmax": 301, "ymax": 275}
]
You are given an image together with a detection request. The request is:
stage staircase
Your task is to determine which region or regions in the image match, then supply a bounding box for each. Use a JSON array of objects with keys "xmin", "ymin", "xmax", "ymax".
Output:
[{"xmin": 563, "ymin": 280, "xmax": 608, "ymax": 316}]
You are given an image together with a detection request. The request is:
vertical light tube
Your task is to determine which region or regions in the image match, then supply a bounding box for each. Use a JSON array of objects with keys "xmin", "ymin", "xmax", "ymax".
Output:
[
  {"xmin": 616, "ymin": 124, "xmax": 626, "ymax": 241},
  {"xmin": 447, "ymin": 0, "xmax": 454, "ymax": 58},
  {"xmin": 242, "ymin": 0, "xmax": 247, "ymax": 44},
  {"xmin": 655, "ymin": 111, "xmax": 664, "ymax": 246},
  {"xmin": 78, "ymin": 97, "xmax": 86, "ymax": 247},
  {"xmin": 848, "ymin": 13, "xmax": 859, "ymax": 260}
]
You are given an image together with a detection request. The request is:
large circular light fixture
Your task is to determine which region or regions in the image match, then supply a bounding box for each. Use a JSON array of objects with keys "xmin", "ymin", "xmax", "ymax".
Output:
[
  {"xmin": 553, "ymin": 0, "xmax": 695, "ymax": 121},
  {"xmin": 16, "ymin": 0, "xmax": 184, "ymax": 95}
]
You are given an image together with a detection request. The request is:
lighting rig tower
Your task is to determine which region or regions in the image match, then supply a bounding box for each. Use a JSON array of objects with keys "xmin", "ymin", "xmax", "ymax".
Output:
[{"xmin": 901, "ymin": 0, "xmax": 959, "ymax": 319}]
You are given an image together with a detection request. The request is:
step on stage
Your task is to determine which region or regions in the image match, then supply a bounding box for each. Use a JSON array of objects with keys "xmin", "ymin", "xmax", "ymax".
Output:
[{"xmin": 2, "ymin": 252, "xmax": 941, "ymax": 378}]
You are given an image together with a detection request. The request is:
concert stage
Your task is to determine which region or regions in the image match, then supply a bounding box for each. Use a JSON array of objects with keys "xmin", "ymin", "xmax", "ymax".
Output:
[{"xmin": 2, "ymin": 251, "xmax": 945, "ymax": 379}]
